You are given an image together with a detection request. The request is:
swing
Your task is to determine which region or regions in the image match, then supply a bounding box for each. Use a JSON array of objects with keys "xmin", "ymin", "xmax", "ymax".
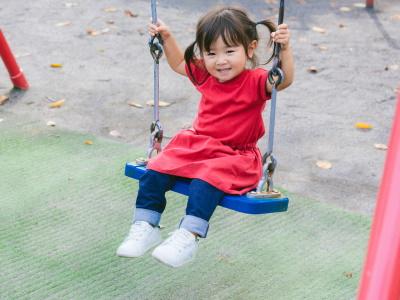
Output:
[{"xmin": 125, "ymin": 0, "xmax": 289, "ymax": 215}]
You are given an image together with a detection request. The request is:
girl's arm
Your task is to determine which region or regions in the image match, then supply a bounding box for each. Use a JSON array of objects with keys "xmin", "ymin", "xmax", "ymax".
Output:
[
  {"xmin": 266, "ymin": 23, "xmax": 294, "ymax": 92},
  {"xmin": 148, "ymin": 21, "xmax": 187, "ymax": 76}
]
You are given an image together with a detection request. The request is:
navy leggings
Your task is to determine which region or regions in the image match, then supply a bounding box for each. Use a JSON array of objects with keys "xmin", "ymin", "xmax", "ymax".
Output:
[{"xmin": 136, "ymin": 170, "xmax": 224, "ymax": 222}]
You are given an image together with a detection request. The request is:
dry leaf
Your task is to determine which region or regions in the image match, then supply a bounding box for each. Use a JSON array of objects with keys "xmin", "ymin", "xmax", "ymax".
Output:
[
  {"xmin": 343, "ymin": 272, "xmax": 353, "ymax": 278},
  {"xmin": 15, "ymin": 53, "xmax": 31, "ymax": 58},
  {"xmin": 50, "ymin": 63, "xmax": 63, "ymax": 68},
  {"xmin": 47, "ymin": 121, "xmax": 56, "ymax": 127},
  {"xmin": 146, "ymin": 100, "xmax": 172, "ymax": 107},
  {"xmin": 0, "ymin": 95, "xmax": 9, "ymax": 105},
  {"xmin": 312, "ymin": 26, "xmax": 326, "ymax": 34},
  {"xmin": 124, "ymin": 9, "xmax": 138, "ymax": 17},
  {"xmin": 390, "ymin": 15, "xmax": 400, "ymax": 21},
  {"xmin": 106, "ymin": 20, "xmax": 115, "ymax": 25},
  {"xmin": 355, "ymin": 122, "xmax": 373, "ymax": 130},
  {"xmin": 339, "ymin": 23, "xmax": 346, "ymax": 28},
  {"xmin": 84, "ymin": 140, "xmax": 93, "ymax": 145},
  {"xmin": 307, "ymin": 66, "xmax": 318, "ymax": 73},
  {"xmin": 316, "ymin": 160, "xmax": 332, "ymax": 169},
  {"xmin": 109, "ymin": 130, "xmax": 121, "ymax": 137},
  {"xmin": 128, "ymin": 101, "xmax": 143, "ymax": 108},
  {"xmin": 340, "ymin": 6, "xmax": 352, "ymax": 12},
  {"xmin": 55, "ymin": 21, "xmax": 71, "ymax": 27},
  {"xmin": 374, "ymin": 143, "xmax": 388, "ymax": 150},
  {"xmin": 104, "ymin": 7, "xmax": 117, "ymax": 13},
  {"xmin": 86, "ymin": 29, "xmax": 100, "ymax": 36},
  {"xmin": 65, "ymin": 2, "xmax": 78, "ymax": 8},
  {"xmin": 49, "ymin": 99, "xmax": 65, "ymax": 108},
  {"xmin": 265, "ymin": 0, "xmax": 277, "ymax": 4},
  {"xmin": 319, "ymin": 45, "xmax": 328, "ymax": 51},
  {"xmin": 353, "ymin": 3, "xmax": 366, "ymax": 8}
]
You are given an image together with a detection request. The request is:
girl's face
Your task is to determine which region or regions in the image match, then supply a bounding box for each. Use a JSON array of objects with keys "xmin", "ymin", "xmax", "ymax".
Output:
[{"xmin": 202, "ymin": 36, "xmax": 256, "ymax": 82}]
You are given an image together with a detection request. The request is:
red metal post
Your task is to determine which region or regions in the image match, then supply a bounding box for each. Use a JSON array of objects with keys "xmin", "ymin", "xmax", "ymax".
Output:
[
  {"xmin": 0, "ymin": 29, "xmax": 29, "ymax": 90},
  {"xmin": 358, "ymin": 89, "xmax": 400, "ymax": 300},
  {"xmin": 366, "ymin": 0, "xmax": 374, "ymax": 8}
]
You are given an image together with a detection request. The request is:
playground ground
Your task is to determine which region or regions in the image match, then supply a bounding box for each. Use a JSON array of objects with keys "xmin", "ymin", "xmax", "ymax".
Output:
[{"xmin": 0, "ymin": 0, "xmax": 399, "ymax": 299}]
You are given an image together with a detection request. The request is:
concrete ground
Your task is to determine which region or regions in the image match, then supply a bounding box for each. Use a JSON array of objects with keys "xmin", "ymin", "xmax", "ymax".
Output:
[
  {"xmin": 1, "ymin": 0, "xmax": 399, "ymax": 215},
  {"xmin": 1, "ymin": 0, "xmax": 399, "ymax": 298}
]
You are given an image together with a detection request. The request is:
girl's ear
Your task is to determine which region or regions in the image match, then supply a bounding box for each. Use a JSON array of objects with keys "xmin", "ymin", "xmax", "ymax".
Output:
[{"xmin": 247, "ymin": 40, "xmax": 258, "ymax": 58}]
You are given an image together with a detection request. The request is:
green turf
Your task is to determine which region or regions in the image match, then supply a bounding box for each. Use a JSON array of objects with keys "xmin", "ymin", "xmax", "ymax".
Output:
[{"xmin": 0, "ymin": 117, "xmax": 370, "ymax": 299}]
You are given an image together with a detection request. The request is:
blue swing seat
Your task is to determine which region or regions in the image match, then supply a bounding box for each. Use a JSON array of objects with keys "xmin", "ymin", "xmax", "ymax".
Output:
[{"xmin": 125, "ymin": 163, "xmax": 289, "ymax": 214}]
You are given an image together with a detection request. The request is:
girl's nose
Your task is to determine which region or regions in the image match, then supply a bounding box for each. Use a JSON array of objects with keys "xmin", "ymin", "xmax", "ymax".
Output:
[{"xmin": 216, "ymin": 55, "xmax": 227, "ymax": 65}]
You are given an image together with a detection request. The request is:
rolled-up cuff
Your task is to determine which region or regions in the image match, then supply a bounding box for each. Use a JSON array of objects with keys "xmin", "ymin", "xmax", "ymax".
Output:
[
  {"xmin": 180, "ymin": 215, "xmax": 209, "ymax": 238},
  {"xmin": 134, "ymin": 208, "xmax": 161, "ymax": 227}
]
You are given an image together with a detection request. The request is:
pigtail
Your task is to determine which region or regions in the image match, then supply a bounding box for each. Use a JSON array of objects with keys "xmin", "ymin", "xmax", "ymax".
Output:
[
  {"xmin": 184, "ymin": 41, "xmax": 208, "ymax": 86},
  {"xmin": 255, "ymin": 19, "xmax": 277, "ymax": 65},
  {"xmin": 184, "ymin": 41, "xmax": 197, "ymax": 84}
]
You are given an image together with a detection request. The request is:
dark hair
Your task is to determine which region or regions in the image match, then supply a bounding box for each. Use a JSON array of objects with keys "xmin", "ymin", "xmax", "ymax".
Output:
[{"xmin": 184, "ymin": 6, "xmax": 276, "ymax": 84}]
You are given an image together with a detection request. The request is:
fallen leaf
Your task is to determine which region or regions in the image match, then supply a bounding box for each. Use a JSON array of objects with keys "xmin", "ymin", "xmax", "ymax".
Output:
[
  {"xmin": 50, "ymin": 63, "xmax": 63, "ymax": 68},
  {"xmin": 84, "ymin": 140, "xmax": 93, "ymax": 145},
  {"xmin": 128, "ymin": 101, "xmax": 143, "ymax": 108},
  {"xmin": 319, "ymin": 45, "xmax": 328, "ymax": 51},
  {"xmin": 312, "ymin": 26, "xmax": 326, "ymax": 34},
  {"xmin": 374, "ymin": 143, "xmax": 388, "ymax": 150},
  {"xmin": 65, "ymin": 2, "xmax": 78, "ymax": 8},
  {"xmin": 15, "ymin": 53, "xmax": 31, "ymax": 58},
  {"xmin": 55, "ymin": 21, "xmax": 71, "ymax": 27},
  {"xmin": 47, "ymin": 121, "xmax": 56, "ymax": 127},
  {"xmin": 355, "ymin": 122, "xmax": 373, "ymax": 130},
  {"xmin": 343, "ymin": 272, "xmax": 353, "ymax": 278},
  {"xmin": 146, "ymin": 100, "xmax": 172, "ymax": 107},
  {"xmin": 104, "ymin": 7, "xmax": 118, "ymax": 13},
  {"xmin": 109, "ymin": 130, "xmax": 121, "ymax": 137},
  {"xmin": 390, "ymin": 14, "xmax": 400, "ymax": 21},
  {"xmin": 316, "ymin": 160, "xmax": 332, "ymax": 169},
  {"xmin": 353, "ymin": 3, "xmax": 366, "ymax": 8},
  {"xmin": 389, "ymin": 64, "xmax": 399, "ymax": 71},
  {"xmin": 100, "ymin": 28, "xmax": 110, "ymax": 34},
  {"xmin": 265, "ymin": 0, "xmax": 277, "ymax": 4},
  {"xmin": 124, "ymin": 9, "xmax": 138, "ymax": 17},
  {"xmin": 49, "ymin": 99, "xmax": 65, "ymax": 108},
  {"xmin": 0, "ymin": 95, "xmax": 9, "ymax": 105},
  {"xmin": 340, "ymin": 6, "xmax": 352, "ymax": 12},
  {"xmin": 106, "ymin": 20, "xmax": 115, "ymax": 25},
  {"xmin": 307, "ymin": 66, "xmax": 319, "ymax": 73},
  {"xmin": 86, "ymin": 29, "xmax": 100, "ymax": 36},
  {"xmin": 339, "ymin": 23, "xmax": 346, "ymax": 28}
]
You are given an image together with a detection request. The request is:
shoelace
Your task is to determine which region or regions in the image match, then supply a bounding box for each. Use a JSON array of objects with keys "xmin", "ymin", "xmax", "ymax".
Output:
[
  {"xmin": 165, "ymin": 230, "xmax": 194, "ymax": 250},
  {"xmin": 127, "ymin": 222, "xmax": 150, "ymax": 241}
]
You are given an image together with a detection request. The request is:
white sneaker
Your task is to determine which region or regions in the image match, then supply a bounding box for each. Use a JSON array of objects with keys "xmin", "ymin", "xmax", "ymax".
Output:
[
  {"xmin": 116, "ymin": 221, "xmax": 162, "ymax": 257},
  {"xmin": 152, "ymin": 228, "xmax": 199, "ymax": 268}
]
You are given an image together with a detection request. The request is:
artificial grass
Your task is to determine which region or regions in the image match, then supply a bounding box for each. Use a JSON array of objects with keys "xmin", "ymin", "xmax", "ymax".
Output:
[{"xmin": 0, "ymin": 117, "xmax": 370, "ymax": 299}]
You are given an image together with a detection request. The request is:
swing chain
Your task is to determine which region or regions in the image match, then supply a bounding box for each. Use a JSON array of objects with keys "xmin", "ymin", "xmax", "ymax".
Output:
[
  {"xmin": 149, "ymin": 34, "xmax": 163, "ymax": 64},
  {"xmin": 256, "ymin": 152, "xmax": 277, "ymax": 193},
  {"xmin": 147, "ymin": 120, "xmax": 163, "ymax": 159}
]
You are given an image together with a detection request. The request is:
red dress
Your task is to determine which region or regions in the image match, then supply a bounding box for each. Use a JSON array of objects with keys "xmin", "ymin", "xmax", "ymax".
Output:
[{"xmin": 147, "ymin": 62, "xmax": 271, "ymax": 194}]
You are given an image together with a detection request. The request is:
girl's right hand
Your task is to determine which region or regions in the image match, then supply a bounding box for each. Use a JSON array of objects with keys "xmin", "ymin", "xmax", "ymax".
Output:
[{"xmin": 148, "ymin": 19, "xmax": 171, "ymax": 40}]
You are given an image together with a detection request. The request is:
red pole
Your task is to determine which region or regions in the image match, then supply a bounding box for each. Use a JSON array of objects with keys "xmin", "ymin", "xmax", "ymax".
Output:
[
  {"xmin": 358, "ymin": 88, "xmax": 400, "ymax": 300},
  {"xmin": 366, "ymin": 0, "xmax": 374, "ymax": 8},
  {"xmin": 0, "ymin": 29, "xmax": 29, "ymax": 90}
]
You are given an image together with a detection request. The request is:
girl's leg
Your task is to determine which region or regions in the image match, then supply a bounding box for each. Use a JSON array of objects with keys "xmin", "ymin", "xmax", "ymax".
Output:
[
  {"xmin": 134, "ymin": 170, "xmax": 176, "ymax": 226},
  {"xmin": 180, "ymin": 179, "xmax": 224, "ymax": 238}
]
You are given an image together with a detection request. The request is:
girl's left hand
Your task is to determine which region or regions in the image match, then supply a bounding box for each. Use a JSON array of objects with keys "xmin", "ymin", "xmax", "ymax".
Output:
[{"xmin": 271, "ymin": 23, "xmax": 290, "ymax": 50}]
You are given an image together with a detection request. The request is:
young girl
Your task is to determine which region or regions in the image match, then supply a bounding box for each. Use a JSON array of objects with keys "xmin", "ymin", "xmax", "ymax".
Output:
[{"xmin": 117, "ymin": 6, "xmax": 294, "ymax": 268}]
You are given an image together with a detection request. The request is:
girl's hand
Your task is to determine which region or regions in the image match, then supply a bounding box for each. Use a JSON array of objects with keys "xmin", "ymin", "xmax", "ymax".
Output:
[
  {"xmin": 148, "ymin": 19, "xmax": 171, "ymax": 41},
  {"xmin": 271, "ymin": 23, "xmax": 290, "ymax": 50}
]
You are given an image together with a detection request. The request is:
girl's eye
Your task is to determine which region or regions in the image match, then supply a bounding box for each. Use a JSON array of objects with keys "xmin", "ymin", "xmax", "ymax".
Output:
[
  {"xmin": 227, "ymin": 50, "xmax": 235, "ymax": 54},
  {"xmin": 207, "ymin": 52, "xmax": 215, "ymax": 56}
]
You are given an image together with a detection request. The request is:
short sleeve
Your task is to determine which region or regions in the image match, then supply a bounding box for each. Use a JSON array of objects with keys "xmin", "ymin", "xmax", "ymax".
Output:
[
  {"xmin": 252, "ymin": 68, "xmax": 271, "ymax": 102},
  {"xmin": 185, "ymin": 59, "xmax": 210, "ymax": 85}
]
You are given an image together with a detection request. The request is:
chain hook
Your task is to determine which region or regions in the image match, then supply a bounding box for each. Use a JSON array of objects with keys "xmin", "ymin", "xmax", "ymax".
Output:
[
  {"xmin": 148, "ymin": 35, "xmax": 163, "ymax": 64},
  {"xmin": 147, "ymin": 120, "xmax": 163, "ymax": 159}
]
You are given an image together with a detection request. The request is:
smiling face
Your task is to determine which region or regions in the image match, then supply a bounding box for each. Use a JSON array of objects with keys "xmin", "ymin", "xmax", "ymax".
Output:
[{"xmin": 202, "ymin": 36, "xmax": 255, "ymax": 82}]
